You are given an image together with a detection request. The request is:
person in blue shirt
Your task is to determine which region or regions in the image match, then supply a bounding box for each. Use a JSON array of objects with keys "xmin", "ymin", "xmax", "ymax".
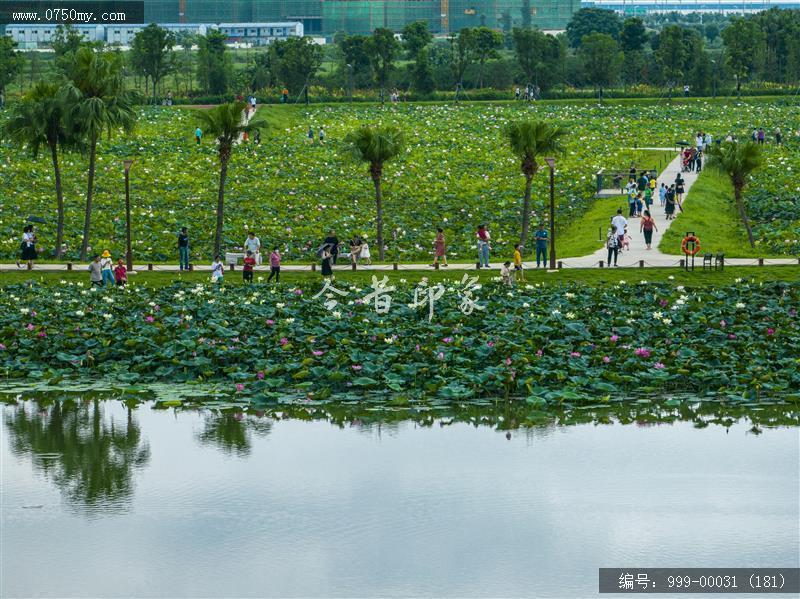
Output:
[
  {"xmin": 195, "ymin": 127, "xmax": 202, "ymax": 145},
  {"xmin": 534, "ymin": 224, "xmax": 549, "ymax": 268}
]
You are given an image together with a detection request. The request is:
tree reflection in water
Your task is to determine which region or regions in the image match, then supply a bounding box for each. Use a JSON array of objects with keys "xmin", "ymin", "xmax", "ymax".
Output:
[
  {"xmin": 195, "ymin": 410, "xmax": 273, "ymax": 456},
  {"xmin": 3, "ymin": 399, "xmax": 150, "ymax": 512}
]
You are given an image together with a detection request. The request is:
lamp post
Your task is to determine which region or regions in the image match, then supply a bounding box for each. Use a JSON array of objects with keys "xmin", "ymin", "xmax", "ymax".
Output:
[
  {"xmin": 545, "ymin": 157, "xmax": 556, "ymax": 270},
  {"xmin": 123, "ymin": 159, "xmax": 133, "ymax": 271}
]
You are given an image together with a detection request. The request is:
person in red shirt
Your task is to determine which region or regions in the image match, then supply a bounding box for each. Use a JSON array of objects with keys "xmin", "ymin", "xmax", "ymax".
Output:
[
  {"xmin": 114, "ymin": 259, "xmax": 127, "ymax": 286},
  {"xmin": 243, "ymin": 250, "xmax": 256, "ymax": 283}
]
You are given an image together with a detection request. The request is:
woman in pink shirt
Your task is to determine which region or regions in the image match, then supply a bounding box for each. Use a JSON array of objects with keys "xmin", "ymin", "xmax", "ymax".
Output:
[
  {"xmin": 267, "ymin": 246, "xmax": 281, "ymax": 283},
  {"xmin": 476, "ymin": 224, "xmax": 491, "ymax": 268}
]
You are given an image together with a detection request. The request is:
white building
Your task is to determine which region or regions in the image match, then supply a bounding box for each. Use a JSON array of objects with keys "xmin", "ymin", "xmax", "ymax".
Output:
[
  {"xmin": 581, "ymin": 0, "xmax": 800, "ymax": 13},
  {"xmin": 6, "ymin": 21, "xmax": 304, "ymax": 49}
]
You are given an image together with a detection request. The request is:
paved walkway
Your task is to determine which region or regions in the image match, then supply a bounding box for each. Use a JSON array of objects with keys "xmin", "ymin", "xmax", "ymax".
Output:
[{"xmin": 2, "ymin": 152, "xmax": 796, "ymax": 274}]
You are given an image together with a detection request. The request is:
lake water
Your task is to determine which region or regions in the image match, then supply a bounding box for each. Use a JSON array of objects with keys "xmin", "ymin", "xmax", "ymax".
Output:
[{"xmin": 2, "ymin": 399, "xmax": 798, "ymax": 598}]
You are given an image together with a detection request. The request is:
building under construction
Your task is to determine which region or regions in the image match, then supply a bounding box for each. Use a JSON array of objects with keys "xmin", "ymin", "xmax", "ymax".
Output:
[{"xmin": 146, "ymin": 0, "xmax": 580, "ymax": 35}]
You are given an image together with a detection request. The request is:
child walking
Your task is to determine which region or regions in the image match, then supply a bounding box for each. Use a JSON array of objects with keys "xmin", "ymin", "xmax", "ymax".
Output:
[
  {"xmin": 114, "ymin": 259, "xmax": 127, "ymax": 286},
  {"xmin": 513, "ymin": 244, "xmax": 525, "ymax": 282},
  {"xmin": 88, "ymin": 255, "xmax": 103, "ymax": 287},
  {"xmin": 242, "ymin": 250, "xmax": 256, "ymax": 283},
  {"xmin": 360, "ymin": 237, "xmax": 372, "ymax": 265},
  {"xmin": 267, "ymin": 246, "xmax": 281, "ymax": 283},
  {"xmin": 211, "ymin": 255, "xmax": 224, "ymax": 284}
]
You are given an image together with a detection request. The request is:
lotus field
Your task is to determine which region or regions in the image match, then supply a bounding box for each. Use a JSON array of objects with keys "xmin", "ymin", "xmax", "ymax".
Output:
[
  {"xmin": 2, "ymin": 277, "xmax": 799, "ymax": 403},
  {"xmin": 1, "ymin": 99, "xmax": 798, "ymax": 261}
]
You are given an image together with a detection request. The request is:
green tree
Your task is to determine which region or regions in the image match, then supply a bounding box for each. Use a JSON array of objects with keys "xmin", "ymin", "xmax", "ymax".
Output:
[
  {"xmin": 62, "ymin": 48, "xmax": 136, "ymax": 261},
  {"xmin": 705, "ymin": 142, "xmax": 764, "ymax": 248},
  {"xmin": 503, "ymin": 120, "xmax": 567, "ymax": 247},
  {"xmin": 721, "ymin": 17, "xmax": 766, "ymax": 96},
  {"xmin": 0, "ymin": 36, "xmax": 22, "ymax": 97},
  {"xmin": 411, "ymin": 48, "xmax": 435, "ymax": 95},
  {"xmin": 270, "ymin": 37, "xmax": 323, "ymax": 96},
  {"xmin": 512, "ymin": 27, "xmax": 559, "ymax": 90},
  {"xmin": 655, "ymin": 25, "xmax": 687, "ymax": 97},
  {"xmin": 2, "ymin": 82, "xmax": 78, "ymax": 258},
  {"xmin": 620, "ymin": 17, "xmax": 647, "ymax": 52},
  {"xmin": 566, "ymin": 8, "xmax": 622, "ymax": 48},
  {"xmin": 337, "ymin": 34, "xmax": 372, "ymax": 90},
  {"xmin": 579, "ymin": 33, "xmax": 622, "ymax": 99},
  {"xmin": 364, "ymin": 28, "xmax": 400, "ymax": 103},
  {"xmin": 176, "ymin": 31, "xmax": 197, "ymax": 93},
  {"xmin": 449, "ymin": 28, "xmax": 476, "ymax": 96},
  {"xmin": 130, "ymin": 24, "xmax": 176, "ymax": 105},
  {"xmin": 473, "ymin": 26, "xmax": 503, "ymax": 88},
  {"xmin": 345, "ymin": 125, "xmax": 405, "ymax": 261},
  {"xmin": 193, "ymin": 102, "xmax": 270, "ymax": 255},
  {"xmin": 197, "ymin": 30, "xmax": 231, "ymax": 95},
  {"xmin": 246, "ymin": 51, "xmax": 272, "ymax": 92},
  {"xmin": 402, "ymin": 20, "xmax": 432, "ymax": 60}
]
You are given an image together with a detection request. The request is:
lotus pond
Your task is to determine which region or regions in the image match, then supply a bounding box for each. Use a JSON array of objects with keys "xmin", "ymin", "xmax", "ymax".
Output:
[
  {"xmin": 1, "ymin": 99, "xmax": 798, "ymax": 262},
  {"xmin": 2, "ymin": 390, "xmax": 798, "ymax": 598}
]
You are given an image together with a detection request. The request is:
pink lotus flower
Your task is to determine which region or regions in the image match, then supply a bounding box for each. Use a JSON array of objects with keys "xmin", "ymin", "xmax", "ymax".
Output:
[
  {"xmin": 0, "ymin": 343, "xmax": 6, "ymax": 350},
  {"xmin": 351, "ymin": 364, "xmax": 362, "ymax": 371},
  {"xmin": 443, "ymin": 337, "xmax": 453, "ymax": 343},
  {"xmin": 767, "ymin": 328, "xmax": 775, "ymax": 336},
  {"xmin": 536, "ymin": 349, "xmax": 543, "ymax": 357},
  {"xmin": 30, "ymin": 310, "xmax": 37, "ymax": 317},
  {"xmin": 145, "ymin": 315, "xmax": 155, "ymax": 323},
  {"xmin": 257, "ymin": 371, "xmax": 265, "ymax": 379},
  {"xmin": 235, "ymin": 383, "xmax": 244, "ymax": 392},
  {"xmin": 602, "ymin": 355, "xmax": 611, "ymax": 363},
  {"xmin": 294, "ymin": 289, "xmax": 303, "ymax": 295},
  {"xmin": 505, "ymin": 357, "xmax": 512, "ymax": 365},
  {"xmin": 659, "ymin": 299, "xmax": 669, "ymax": 307},
  {"xmin": 634, "ymin": 347, "xmax": 651, "ymax": 358},
  {"xmin": 37, "ymin": 331, "xmax": 47, "ymax": 338},
  {"xmin": 570, "ymin": 351, "xmax": 581, "ymax": 358},
  {"xmin": 654, "ymin": 362, "xmax": 665, "ymax": 369},
  {"xmin": 266, "ymin": 319, "xmax": 275, "ymax": 325},
  {"xmin": 437, "ymin": 352, "xmax": 445, "ymax": 360},
  {"xmin": 280, "ymin": 337, "xmax": 289, "ymax": 345},
  {"xmin": 486, "ymin": 341, "xmax": 495, "ymax": 348},
  {"xmin": 312, "ymin": 350, "xmax": 324, "ymax": 356},
  {"xmin": 153, "ymin": 305, "xmax": 160, "ymax": 311},
  {"xmin": 26, "ymin": 323, "xmax": 34, "ymax": 330},
  {"xmin": 610, "ymin": 334, "xmax": 619, "ymax": 342},
  {"xmin": 415, "ymin": 344, "xmax": 421, "ymax": 351}
]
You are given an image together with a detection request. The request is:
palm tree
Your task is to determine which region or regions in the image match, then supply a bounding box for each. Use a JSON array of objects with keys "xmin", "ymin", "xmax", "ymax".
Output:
[
  {"xmin": 504, "ymin": 120, "xmax": 567, "ymax": 247},
  {"xmin": 705, "ymin": 141, "xmax": 764, "ymax": 248},
  {"xmin": 62, "ymin": 47, "xmax": 136, "ymax": 261},
  {"xmin": 194, "ymin": 101, "xmax": 270, "ymax": 256},
  {"xmin": 345, "ymin": 125, "xmax": 405, "ymax": 261},
  {"xmin": 2, "ymin": 82, "xmax": 77, "ymax": 258}
]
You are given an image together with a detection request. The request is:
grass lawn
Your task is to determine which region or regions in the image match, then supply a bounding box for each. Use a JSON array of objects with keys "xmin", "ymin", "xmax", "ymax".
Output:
[
  {"xmin": 2, "ymin": 265, "xmax": 798, "ymax": 288},
  {"xmin": 556, "ymin": 195, "xmax": 627, "ymax": 258},
  {"xmin": 659, "ymin": 170, "xmax": 786, "ymax": 258}
]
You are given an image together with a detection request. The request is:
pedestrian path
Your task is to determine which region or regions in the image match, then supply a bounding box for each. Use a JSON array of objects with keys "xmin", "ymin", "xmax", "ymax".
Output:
[{"xmin": 2, "ymin": 151, "xmax": 796, "ymax": 274}]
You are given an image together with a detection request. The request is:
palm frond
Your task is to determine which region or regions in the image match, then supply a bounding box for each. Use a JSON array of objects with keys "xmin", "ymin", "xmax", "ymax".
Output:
[
  {"xmin": 345, "ymin": 124, "xmax": 405, "ymax": 166},
  {"xmin": 705, "ymin": 141, "xmax": 764, "ymax": 186}
]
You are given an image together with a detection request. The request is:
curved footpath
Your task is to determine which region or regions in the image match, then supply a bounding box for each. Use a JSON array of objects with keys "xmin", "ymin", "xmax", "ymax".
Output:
[{"xmin": 1, "ymin": 153, "xmax": 796, "ymax": 273}]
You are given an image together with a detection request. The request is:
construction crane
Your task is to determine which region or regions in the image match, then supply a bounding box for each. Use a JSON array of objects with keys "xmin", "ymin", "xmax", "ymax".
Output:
[
  {"xmin": 441, "ymin": 0, "xmax": 449, "ymax": 32},
  {"xmin": 179, "ymin": 0, "xmax": 185, "ymax": 23}
]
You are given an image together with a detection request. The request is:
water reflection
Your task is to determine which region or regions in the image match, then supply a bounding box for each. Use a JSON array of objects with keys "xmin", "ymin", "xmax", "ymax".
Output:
[
  {"xmin": 195, "ymin": 410, "xmax": 273, "ymax": 456},
  {"xmin": 3, "ymin": 399, "xmax": 150, "ymax": 511}
]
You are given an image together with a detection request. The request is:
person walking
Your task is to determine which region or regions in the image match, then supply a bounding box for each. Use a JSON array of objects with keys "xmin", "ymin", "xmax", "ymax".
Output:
[
  {"xmin": 320, "ymin": 245, "xmax": 334, "ymax": 279},
  {"xmin": 695, "ymin": 150, "xmax": 702, "ymax": 173},
  {"xmin": 178, "ymin": 227, "xmax": 190, "ymax": 270},
  {"xmin": 318, "ymin": 127, "xmax": 325, "ymax": 144},
  {"xmin": 195, "ymin": 126, "xmax": 202, "ymax": 145},
  {"xmin": 675, "ymin": 173, "xmax": 685, "ymax": 203},
  {"xmin": 534, "ymin": 224, "xmax": 548, "ymax": 268},
  {"xmin": 323, "ymin": 230, "xmax": 339, "ymax": 265},
  {"xmin": 244, "ymin": 231, "xmax": 261, "ymax": 265},
  {"xmin": 640, "ymin": 210, "xmax": 658, "ymax": 250},
  {"xmin": 606, "ymin": 230, "xmax": 620, "ymax": 267},
  {"xmin": 611, "ymin": 209, "xmax": 627, "ymax": 247},
  {"xmin": 307, "ymin": 127, "xmax": 315, "ymax": 143},
  {"xmin": 114, "ymin": 258, "xmax": 128, "ymax": 286},
  {"xmin": 100, "ymin": 250, "xmax": 115, "ymax": 287},
  {"xmin": 432, "ymin": 228, "xmax": 448, "ymax": 267},
  {"xmin": 17, "ymin": 225, "xmax": 38, "ymax": 269},
  {"xmin": 242, "ymin": 251, "xmax": 256, "ymax": 283},
  {"xmin": 665, "ymin": 186, "xmax": 677, "ymax": 220},
  {"xmin": 659, "ymin": 183, "xmax": 667, "ymax": 207},
  {"xmin": 349, "ymin": 236, "xmax": 362, "ymax": 266},
  {"xmin": 88, "ymin": 255, "xmax": 103, "ymax": 287},
  {"xmin": 757, "ymin": 128, "xmax": 766, "ymax": 144},
  {"xmin": 360, "ymin": 237, "xmax": 372, "ymax": 265},
  {"xmin": 211, "ymin": 256, "xmax": 224, "ymax": 284},
  {"xmin": 267, "ymin": 246, "xmax": 281, "ymax": 283},
  {"xmin": 775, "ymin": 128, "xmax": 782, "ymax": 145},
  {"xmin": 476, "ymin": 224, "xmax": 491, "ymax": 269},
  {"xmin": 513, "ymin": 243, "xmax": 525, "ymax": 282}
]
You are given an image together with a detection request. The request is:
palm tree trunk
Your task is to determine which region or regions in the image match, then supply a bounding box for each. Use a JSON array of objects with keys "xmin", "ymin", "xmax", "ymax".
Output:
[
  {"xmin": 153, "ymin": 76, "xmax": 158, "ymax": 106},
  {"xmin": 373, "ymin": 174, "xmax": 384, "ymax": 261},
  {"xmin": 214, "ymin": 157, "xmax": 229, "ymax": 257},
  {"xmin": 520, "ymin": 173, "xmax": 533, "ymax": 247},
  {"xmin": 80, "ymin": 136, "xmax": 97, "ymax": 261},
  {"xmin": 479, "ymin": 60, "xmax": 485, "ymax": 88},
  {"xmin": 50, "ymin": 142, "xmax": 65, "ymax": 259},
  {"xmin": 734, "ymin": 185, "xmax": 755, "ymax": 248}
]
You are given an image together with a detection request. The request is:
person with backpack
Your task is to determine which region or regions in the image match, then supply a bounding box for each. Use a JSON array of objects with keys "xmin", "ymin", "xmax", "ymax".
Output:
[{"xmin": 640, "ymin": 210, "xmax": 658, "ymax": 250}]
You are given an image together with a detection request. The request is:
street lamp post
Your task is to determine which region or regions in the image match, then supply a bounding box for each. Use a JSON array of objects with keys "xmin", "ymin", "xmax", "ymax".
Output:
[
  {"xmin": 124, "ymin": 160, "xmax": 134, "ymax": 271},
  {"xmin": 545, "ymin": 157, "xmax": 556, "ymax": 270},
  {"xmin": 346, "ymin": 64, "xmax": 353, "ymax": 104}
]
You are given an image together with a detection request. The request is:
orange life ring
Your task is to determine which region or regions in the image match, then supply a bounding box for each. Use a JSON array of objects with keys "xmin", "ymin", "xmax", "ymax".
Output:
[{"xmin": 681, "ymin": 235, "xmax": 701, "ymax": 256}]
